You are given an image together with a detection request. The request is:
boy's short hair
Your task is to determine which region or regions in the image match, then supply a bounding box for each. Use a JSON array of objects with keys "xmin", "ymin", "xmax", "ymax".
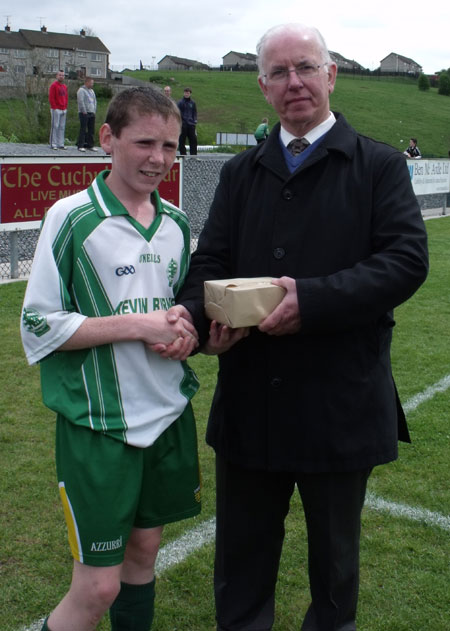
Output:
[{"xmin": 105, "ymin": 87, "xmax": 181, "ymax": 138}]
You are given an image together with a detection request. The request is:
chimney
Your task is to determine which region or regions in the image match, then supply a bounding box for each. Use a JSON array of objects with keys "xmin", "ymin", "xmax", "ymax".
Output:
[
  {"xmin": 80, "ymin": 29, "xmax": 86, "ymax": 37},
  {"xmin": 41, "ymin": 25, "xmax": 47, "ymax": 33},
  {"xmin": 5, "ymin": 25, "xmax": 11, "ymax": 32}
]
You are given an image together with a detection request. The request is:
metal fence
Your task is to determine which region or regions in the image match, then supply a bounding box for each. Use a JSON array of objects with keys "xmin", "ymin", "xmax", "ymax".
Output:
[
  {"xmin": 0, "ymin": 155, "xmax": 448, "ymax": 281},
  {"xmin": 0, "ymin": 155, "xmax": 232, "ymax": 281}
]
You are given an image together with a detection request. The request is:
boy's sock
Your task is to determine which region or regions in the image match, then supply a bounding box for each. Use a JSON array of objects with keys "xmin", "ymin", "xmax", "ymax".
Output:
[{"xmin": 109, "ymin": 579, "xmax": 156, "ymax": 631}]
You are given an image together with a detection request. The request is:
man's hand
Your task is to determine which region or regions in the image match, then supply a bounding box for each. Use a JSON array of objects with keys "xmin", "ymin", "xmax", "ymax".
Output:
[
  {"xmin": 258, "ymin": 276, "xmax": 301, "ymax": 335},
  {"xmin": 149, "ymin": 305, "xmax": 199, "ymax": 360},
  {"xmin": 202, "ymin": 320, "xmax": 249, "ymax": 355}
]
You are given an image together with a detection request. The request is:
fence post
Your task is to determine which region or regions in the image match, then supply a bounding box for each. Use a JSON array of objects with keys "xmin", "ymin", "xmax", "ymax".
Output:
[{"xmin": 9, "ymin": 231, "xmax": 19, "ymax": 279}]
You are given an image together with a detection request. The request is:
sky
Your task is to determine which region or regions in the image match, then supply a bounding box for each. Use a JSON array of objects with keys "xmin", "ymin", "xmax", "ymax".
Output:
[{"xmin": 4, "ymin": 0, "xmax": 450, "ymax": 75}]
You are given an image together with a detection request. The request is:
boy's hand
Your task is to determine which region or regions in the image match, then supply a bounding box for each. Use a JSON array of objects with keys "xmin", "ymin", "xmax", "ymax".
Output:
[
  {"xmin": 149, "ymin": 306, "xmax": 199, "ymax": 360},
  {"xmin": 202, "ymin": 320, "xmax": 249, "ymax": 355}
]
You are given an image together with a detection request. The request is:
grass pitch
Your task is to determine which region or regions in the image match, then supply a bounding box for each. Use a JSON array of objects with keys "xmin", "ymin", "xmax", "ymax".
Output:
[{"xmin": 0, "ymin": 217, "xmax": 449, "ymax": 630}]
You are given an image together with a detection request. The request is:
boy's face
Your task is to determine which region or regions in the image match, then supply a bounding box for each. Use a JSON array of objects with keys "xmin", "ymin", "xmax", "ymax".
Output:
[{"xmin": 100, "ymin": 111, "xmax": 180, "ymax": 199}]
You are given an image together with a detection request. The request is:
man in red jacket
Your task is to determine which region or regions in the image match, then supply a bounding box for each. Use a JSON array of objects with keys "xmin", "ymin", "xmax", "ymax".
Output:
[{"xmin": 48, "ymin": 70, "xmax": 68, "ymax": 150}]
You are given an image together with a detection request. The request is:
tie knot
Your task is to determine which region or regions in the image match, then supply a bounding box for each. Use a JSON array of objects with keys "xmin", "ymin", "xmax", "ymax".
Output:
[{"xmin": 287, "ymin": 137, "xmax": 309, "ymax": 156}]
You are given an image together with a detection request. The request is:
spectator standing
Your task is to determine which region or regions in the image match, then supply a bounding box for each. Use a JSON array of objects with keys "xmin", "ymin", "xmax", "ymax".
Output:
[
  {"xmin": 177, "ymin": 87, "xmax": 197, "ymax": 155},
  {"xmin": 164, "ymin": 85, "xmax": 172, "ymax": 98},
  {"xmin": 404, "ymin": 137, "xmax": 422, "ymax": 158},
  {"xmin": 158, "ymin": 22, "xmax": 429, "ymax": 631},
  {"xmin": 77, "ymin": 77, "xmax": 98, "ymax": 152},
  {"xmin": 48, "ymin": 70, "xmax": 68, "ymax": 150}
]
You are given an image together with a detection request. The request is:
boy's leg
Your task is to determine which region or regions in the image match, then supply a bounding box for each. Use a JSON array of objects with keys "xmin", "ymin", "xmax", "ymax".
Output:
[
  {"xmin": 178, "ymin": 123, "xmax": 187, "ymax": 155},
  {"xmin": 109, "ymin": 405, "xmax": 201, "ymax": 630},
  {"xmin": 46, "ymin": 561, "xmax": 122, "ymax": 631},
  {"xmin": 110, "ymin": 527, "xmax": 162, "ymax": 631}
]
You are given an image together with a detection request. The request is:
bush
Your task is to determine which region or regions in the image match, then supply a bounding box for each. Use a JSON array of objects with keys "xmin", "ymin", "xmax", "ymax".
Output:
[
  {"xmin": 94, "ymin": 83, "xmax": 113, "ymax": 99},
  {"xmin": 417, "ymin": 73, "xmax": 430, "ymax": 91},
  {"xmin": 437, "ymin": 73, "xmax": 450, "ymax": 95}
]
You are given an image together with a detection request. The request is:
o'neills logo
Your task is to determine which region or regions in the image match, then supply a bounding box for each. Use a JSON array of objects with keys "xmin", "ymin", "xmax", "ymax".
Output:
[{"xmin": 91, "ymin": 536, "xmax": 123, "ymax": 552}]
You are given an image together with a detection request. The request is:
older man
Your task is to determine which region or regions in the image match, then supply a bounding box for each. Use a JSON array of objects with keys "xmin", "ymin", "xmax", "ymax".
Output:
[{"xmin": 161, "ymin": 23, "xmax": 428, "ymax": 631}]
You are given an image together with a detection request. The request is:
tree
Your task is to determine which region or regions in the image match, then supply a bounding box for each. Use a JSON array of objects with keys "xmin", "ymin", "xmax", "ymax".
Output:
[
  {"xmin": 438, "ymin": 73, "xmax": 450, "ymax": 96},
  {"xmin": 73, "ymin": 26, "xmax": 97, "ymax": 37},
  {"xmin": 418, "ymin": 73, "xmax": 430, "ymax": 91}
]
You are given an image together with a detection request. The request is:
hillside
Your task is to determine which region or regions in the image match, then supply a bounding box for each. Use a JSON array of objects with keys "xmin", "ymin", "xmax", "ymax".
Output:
[
  {"xmin": 127, "ymin": 70, "xmax": 450, "ymax": 157},
  {"xmin": 0, "ymin": 71, "xmax": 448, "ymax": 156}
]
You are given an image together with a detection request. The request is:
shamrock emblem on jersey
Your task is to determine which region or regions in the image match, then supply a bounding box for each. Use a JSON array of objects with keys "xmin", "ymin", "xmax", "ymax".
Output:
[
  {"xmin": 22, "ymin": 308, "xmax": 51, "ymax": 337},
  {"xmin": 166, "ymin": 258, "xmax": 178, "ymax": 287}
]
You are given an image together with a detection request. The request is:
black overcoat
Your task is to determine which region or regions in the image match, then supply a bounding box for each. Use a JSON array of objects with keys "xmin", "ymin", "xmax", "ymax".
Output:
[{"xmin": 179, "ymin": 113, "xmax": 429, "ymax": 472}]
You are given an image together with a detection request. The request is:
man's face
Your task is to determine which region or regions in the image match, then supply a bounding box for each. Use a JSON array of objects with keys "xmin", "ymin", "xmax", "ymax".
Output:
[
  {"xmin": 258, "ymin": 30, "xmax": 336, "ymax": 136},
  {"xmin": 56, "ymin": 71, "xmax": 65, "ymax": 82},
  {"xmin": 164, "ymin": 86, "xmax": 171, "ymax": 97},
  {"xmin": 184, "ymin": 90, "xmax": 191, "ymax": 98},
  {"xmin": 86, "ymin": 79, "xmax": 94, "ymax": 89},
  {"xmin": 99, "ymin": 112, "xmax": 180, "ymax": 198}
]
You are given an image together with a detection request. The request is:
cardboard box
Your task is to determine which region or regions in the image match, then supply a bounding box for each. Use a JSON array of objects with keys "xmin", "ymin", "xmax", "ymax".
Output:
[{"xmin": 204, "ymin": 277, "xmax": 286, "ymax": 328}]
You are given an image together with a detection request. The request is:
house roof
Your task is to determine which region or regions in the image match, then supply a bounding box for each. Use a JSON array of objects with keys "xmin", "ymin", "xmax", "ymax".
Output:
[
  {"xmin": 0, "ymin": 30, "xmax": 30, "ymax": 50},
  {"xmin": 380, "ymin": 52, "xmax": 421, "ymax": 66},
  {"xmin": 158, "ymin": 55, "xmax": 209, "ymax": 69},
  {"xmin": 223, "ymin": 51, "xmax": 257, "ymax": 62},
  {"xmin": 329, "ymin": 51, "xmax": 364, "ymax": 69},
  {"xmin": 19, "ymin": 29, "xmax": 110, "ymax": 54}
]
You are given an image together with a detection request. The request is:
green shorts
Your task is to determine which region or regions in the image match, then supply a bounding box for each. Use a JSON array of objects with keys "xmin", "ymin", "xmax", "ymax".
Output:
[{"xmin": 55, "ymin": 403, "xmax": 201, "ymax": 567}]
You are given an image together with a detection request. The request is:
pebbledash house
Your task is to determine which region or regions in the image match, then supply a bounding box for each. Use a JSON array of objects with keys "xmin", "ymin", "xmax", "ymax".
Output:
[{"xmin": 0, "ymin": 24, "xmax": 110, "ymax": 89}]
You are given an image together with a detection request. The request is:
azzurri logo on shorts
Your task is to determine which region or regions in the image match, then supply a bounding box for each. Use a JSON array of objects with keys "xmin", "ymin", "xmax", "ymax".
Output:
[{"xmin": 115, "ymin": 265, "xmax": 135, "ymax": 276}]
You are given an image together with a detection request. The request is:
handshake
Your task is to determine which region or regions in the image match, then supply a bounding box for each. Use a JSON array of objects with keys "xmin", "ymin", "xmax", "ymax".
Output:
[{"xmin": 150, "ymin": 305, "xmax": 249, "ymax": 361}]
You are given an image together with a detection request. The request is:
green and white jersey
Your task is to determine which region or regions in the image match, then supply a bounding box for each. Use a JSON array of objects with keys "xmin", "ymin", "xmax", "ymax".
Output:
[{"xmin": 21, "ymin": 171, "xmax": 199, "ymax": 448}]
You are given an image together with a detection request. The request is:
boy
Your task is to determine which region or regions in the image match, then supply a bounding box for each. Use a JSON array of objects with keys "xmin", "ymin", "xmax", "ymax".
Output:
[{"xmin": 21, "ymin": 87, "xmax": 201, "ymax": 631}]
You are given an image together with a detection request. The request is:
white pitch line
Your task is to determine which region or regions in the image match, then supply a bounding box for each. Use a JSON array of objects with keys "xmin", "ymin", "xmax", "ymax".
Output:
[
  {"xmin": 17, "ymin": 375, "xmax": 450, "ymax": 631},
  {"xmin": 403, "ymin": 373, "xmax": 450, "ymax": 413},
  {"xmin": 365, "ymin": 492, "xmax": 450, "ymax": 531},
  {"xmin": 155, "ymin": 516, "xmax": 216, "ymax": 573}
]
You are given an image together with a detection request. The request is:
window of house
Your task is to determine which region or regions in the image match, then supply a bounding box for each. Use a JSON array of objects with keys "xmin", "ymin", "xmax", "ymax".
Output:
[
  {"xmin": 0, "ymin": 48, "xmax": 9, "ymax": 54},
  {"xmin": 14, "ymin": 49, "xmax": 26, "ymax": 58},
  {"xmin": 46, "ymin": 49, "xmax": 59, "ymax": 58},
  {"xmin": 90, "ymin": 53, "xmax": 102, "ymax": 62},
  {"xmin": 14, "ymin": 65, "xmax": 25, "ymax": 73},
  {"xmin": 78, "ymin": 51, "xmax": 87, "ymax": 58},
  {"xmin": 90, "ymin": 67, "xmax": 101, "ymax": 76}
]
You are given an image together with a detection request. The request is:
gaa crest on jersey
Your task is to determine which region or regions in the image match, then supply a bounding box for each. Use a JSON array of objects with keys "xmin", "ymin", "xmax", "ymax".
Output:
[
  {"xmin": 22, "ymin": 308, "xmax": 50, "ymax": 337},
  {"xmin": 166, "ymin": 258, "xmax": 178, "ymax": 287}
]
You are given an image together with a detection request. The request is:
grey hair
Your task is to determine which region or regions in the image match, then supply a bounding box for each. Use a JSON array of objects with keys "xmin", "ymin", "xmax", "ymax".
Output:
[{"xmin": 256, "ymin": 23, "xmax": 332, "ymax": 80}]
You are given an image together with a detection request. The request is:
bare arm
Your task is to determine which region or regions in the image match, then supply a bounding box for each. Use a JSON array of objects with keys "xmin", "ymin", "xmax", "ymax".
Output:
[{"xmin": 59, "ymin": 310, "xmax": 198, "ymax": 352}]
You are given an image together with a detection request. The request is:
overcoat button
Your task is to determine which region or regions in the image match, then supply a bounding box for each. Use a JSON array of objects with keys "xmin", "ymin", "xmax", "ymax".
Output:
[
  {"xmin": 271, "ymin": 377, "xmax": 282, "ymax": 388},
  {"xmin": 273, "ymin": 247, "xmax": 285, "ymax": 259},
  {"xmin": 283, "ymin": 189, "xmax": 293, "ymax": 200}
]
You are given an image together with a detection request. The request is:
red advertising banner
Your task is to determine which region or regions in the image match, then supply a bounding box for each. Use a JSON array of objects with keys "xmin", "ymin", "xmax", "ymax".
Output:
[{"xmin": 0, "ymin": 158, "xmax": 181, "ymax": 225}]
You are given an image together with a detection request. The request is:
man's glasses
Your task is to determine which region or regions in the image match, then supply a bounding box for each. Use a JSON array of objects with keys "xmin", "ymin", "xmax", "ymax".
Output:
[{"xmin": 263, "ymin": 63, "xmax": 327, "ymax": 83}]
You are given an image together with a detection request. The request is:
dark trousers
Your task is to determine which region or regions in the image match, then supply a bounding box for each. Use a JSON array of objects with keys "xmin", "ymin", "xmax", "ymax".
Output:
[
  {"xmin": 77, "ymin": 112, "xmax": 95, "ymax": 149},
  {"xmin": 179, "ymin": 122, "xmax": 197, "ymax": 155},
  {"xmin": 214, "ymin": 456, "xmax": 372, "ymax": 631}
]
